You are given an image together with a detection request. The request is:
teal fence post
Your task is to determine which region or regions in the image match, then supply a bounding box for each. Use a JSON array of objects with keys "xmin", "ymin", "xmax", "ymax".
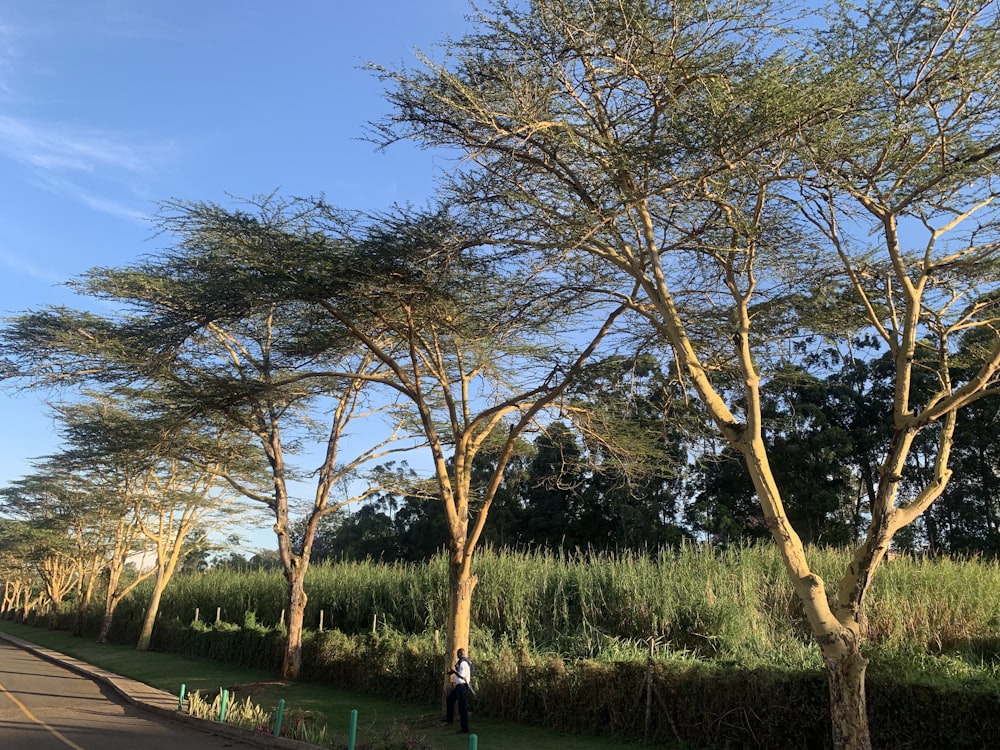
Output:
[
  {"xmin": 273, "ymin": 699, "xmax": 285, "ymax": 737},
  {"xmin": 348, "ymin": 709, "xmax": 358, "ymax": 750},
  {"xmin": 219, "ymin": 689, "xmax": 229, "ymax": 723},
  {"xmin": 177, "ymin": 683, "xmax": 186, "ymax": 711},
  {"xmin": 469, "ymin": 734, "xmax": 478, "ymax": 749}
]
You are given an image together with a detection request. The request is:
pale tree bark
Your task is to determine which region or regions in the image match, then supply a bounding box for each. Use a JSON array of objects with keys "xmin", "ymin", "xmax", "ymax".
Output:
[
  {"xmin": 134, "ymin": 460, "xmax": 239, "ymax": 652},
  {"xmin": 96, "ymin": 492, "xmax": 155, "ymax": 644},
  {"xmin": 259, "ymin": 383, "xmax": 397, "ymax": 680},
  {"xmin": 0, "ymin": 530, "xmax": 46, "ymax": 622},
  {"xmin": 99, "ymin": 557, "xmax": 157, "ymax": 643},
  {"xmin": 71, "ymin": 550, "xmax": 103, "ymax": 637},
  {"xmin": 1, "ymin": 581, "xmax": 17, "ymax": 615},
  {"xmin": 19, "ymin": 589, "xmax": 45, "ymax": 623},
  {"xmin": 38, "ymin": 553, "xmax": 77, "ymax": 629},
  {"xmin": 380, "ymin": 301, "xmax": 625, "ymax": 691}
]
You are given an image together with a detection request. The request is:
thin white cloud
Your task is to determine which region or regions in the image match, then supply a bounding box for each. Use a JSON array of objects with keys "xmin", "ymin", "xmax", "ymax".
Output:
[
  {"xmin": 37, "ymin": 174, "xmax": 151, "ymax": 223},
  {"xmin": 0, "ymin": 12, "xmax": 176, "ymax": 219},
  {"xmin": 0, "ymin": 112, "xmax": 169, "ymax": 223},
  {"xmin": 0, "ymin": 246, "xmax": 63, "ymax": 284},
  {"xmin": 0, "ymin": 114, "xmax": 151, "ymax": 173},
  {"xmin": 83, "ymin": 8, "xmax": 187, "ymax": 44}
]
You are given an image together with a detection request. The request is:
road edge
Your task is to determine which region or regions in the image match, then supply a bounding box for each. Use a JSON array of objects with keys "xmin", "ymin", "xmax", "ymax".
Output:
[{"xmin": 0, "ymin": 629, "xmax": 325, "ymax": 750}]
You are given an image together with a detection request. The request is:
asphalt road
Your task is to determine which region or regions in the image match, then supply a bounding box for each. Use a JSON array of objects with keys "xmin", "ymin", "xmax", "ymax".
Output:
[{"xmin": 0, "ymin": 638, "xmax": 264, "ymax": 750}]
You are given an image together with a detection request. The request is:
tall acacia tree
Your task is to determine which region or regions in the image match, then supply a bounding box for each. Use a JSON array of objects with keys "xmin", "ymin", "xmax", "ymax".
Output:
[
  {"xmin": 1, "ymin": 394, "xmax": 255, "ymax": 645},
  {"xmin": 0, "ymin": 472, "xmax": 97, "ymax": 629},
  {"xmin": 0, "ymin": 466, "xmax": 112, "ymax": 634},
  {"xmin": 149, "ymin": 200, "xmax": 627, "ymax": 684},
  {"xmin": 372, "ymin": 0, "xmax": 1000, "ymax": 747},
  {"xmin": 341, "ymin": 212, "xmax": 625, "ymax": 673},
  {"xmin": 0, "ymin": 520, "xmax": 43, "ymax": 620},
  {"xmin": 52, "ymin": 393, "xmax": 256, "ymax": 650},
  {"xmin": 1, "ymin": 249, "xmax": 404, "ymax": 680}
]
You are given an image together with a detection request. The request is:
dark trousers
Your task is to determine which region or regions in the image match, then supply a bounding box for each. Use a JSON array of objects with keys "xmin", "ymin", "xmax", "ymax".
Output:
[{"xmin": 446, "ymin": 683, "xmax": 470, "ymax": 732}]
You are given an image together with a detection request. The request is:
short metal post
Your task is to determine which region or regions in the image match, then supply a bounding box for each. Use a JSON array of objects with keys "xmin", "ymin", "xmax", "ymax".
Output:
[
  {"xmin": 469, "ymin": 734, "xmax": 478, "ymax": 749},
  {"xmin": 219, "ymin": 689, "xmax": 229, "ymax": 722},
  {"xmin": 271, "ymin": 698, "xmax": 285, "ymax": 736},
  {"xmin": 177, "ymin": 683, "xmax": 186, "ymax": 711},
  {"xmin": 348, "ymin": 709, "xmax": 358, "ymax": 750}
]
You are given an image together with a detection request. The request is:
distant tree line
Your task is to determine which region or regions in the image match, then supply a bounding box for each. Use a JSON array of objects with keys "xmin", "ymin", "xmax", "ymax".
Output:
[{"xmin": 224, "ymin": 345, "xmax": 996, "ymax": 567}]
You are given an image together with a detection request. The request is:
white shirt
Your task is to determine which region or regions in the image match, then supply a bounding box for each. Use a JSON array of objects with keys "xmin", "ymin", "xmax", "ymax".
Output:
[{"xmin": 453, "ymin": 657, "xmax": 471, "ymax": 686}]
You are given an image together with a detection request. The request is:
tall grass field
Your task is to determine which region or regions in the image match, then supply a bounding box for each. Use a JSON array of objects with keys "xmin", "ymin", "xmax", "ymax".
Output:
[{"xmin": 107, "ymin": 545, "xmax": 1000, "ymax": 668}]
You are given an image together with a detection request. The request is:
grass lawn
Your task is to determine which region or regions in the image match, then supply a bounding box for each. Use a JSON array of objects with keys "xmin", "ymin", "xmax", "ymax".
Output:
[{"xmin": 0, "ymin": 621, "xmax": 671, "ymax": 749}]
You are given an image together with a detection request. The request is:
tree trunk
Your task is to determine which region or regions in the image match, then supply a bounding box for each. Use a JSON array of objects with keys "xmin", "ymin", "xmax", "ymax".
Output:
[
  {"xmin": 73, "ymin": 572, "xmax": 97, "ymax": 636},
  {"xmin": 72, "ymin": 591, "xmax": 88, "ymax": 636},
  {"xmin": 447, "ymin": 558, "xmax": 476, "ymax": 653},
  {"xmin": 2, "ymin": 582, "xmax": 16, "ymax": 615},
  {"xmin": 97, "ymin": 610, "xmax": 114, "ymax": 643},
  {"xmin": 825, "ymin": 645, "xmax": 872, "ymax": 750},
  {"xmin": 135, "ymin": 570, "xmax": 168, "ymax": 651},
  {"xmin": 280, "ymin": 572, "xmax": 308, "ymax": 680},
  {"xmin": 443, "ymin": 556, "xmax": 477, "ymax": 696}
]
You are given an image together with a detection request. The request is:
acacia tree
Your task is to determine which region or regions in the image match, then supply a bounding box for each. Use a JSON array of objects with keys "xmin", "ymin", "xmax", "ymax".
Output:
[
  {"xmin": 1, "ymin": 202, "xmax": 412, "ymax": 679},
  {"xmin": 45, "ymin": 398, "xmax": 166, "ymax": 643},
  {"xmin": 351, "ymin": 212, "xmax": 624, "ymax": 682},
  {"xmin": 0, "ymin": 522, "xmax": 31, "ymax": 618},
  {"xmin": 0, "ymin": 479, "xmax": 82, "ymax": 628},
  {"xmin": 0, "ymin": 465, "xmax": 108, "ymax": 634},
  {"xmin": 152, "ymin": 200, "xmax": 626, "ymax": 684},
  {"xmin": 0, "ymin": 396, "xmax": 250, "ymax": 644},
  {"xmin": 0, "ymin": 519, "xmax": 56, "ymax": 623},
  {"xmin": 372, "ymin": 0, "xmax": 1000, "ymax": 747},
  {"xmin": 0, "ymin": 558, "xmax": 45, "ymax": 622},
  {"xmin": 53, "ymin": 393, "xmax": 256, "ymax": 650},
  {"xmin": 794, "ymin": 2, "xmax": 1000, "ymax": 742}
]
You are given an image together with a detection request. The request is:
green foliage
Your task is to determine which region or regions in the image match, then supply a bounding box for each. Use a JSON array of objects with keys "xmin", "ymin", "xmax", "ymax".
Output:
[
  {"xmin": 186, "ymin": 689, "xmax": 273, "ymax": 730},
  {"xmin": 103, "ymin": 545, "xmax": 1000, "ymax": 672}
]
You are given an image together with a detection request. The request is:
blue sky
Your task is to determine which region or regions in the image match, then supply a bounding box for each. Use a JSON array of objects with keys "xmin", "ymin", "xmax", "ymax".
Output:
[{"xmin": 0, "ymin": 1, "xmax": 474, "ymax": 501}]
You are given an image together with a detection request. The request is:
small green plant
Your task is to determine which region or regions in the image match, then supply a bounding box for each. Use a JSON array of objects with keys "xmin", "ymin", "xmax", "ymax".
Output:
[
  {"xmin": 281, "ymin": 709, "xmax": 331, "ymax": 744},
  {"xmin": 184, "ymin": 691, "xmax": 447, "ymax": 750},
  {"xmin": 186, "ymin": 693, "xmax": 333, "ymax": 745},
  {"xmin": 361, "ymin": 721, "xmax": 444, "ymax": 749},
  {"xmin": 226, "ymin": 695, "xmax": 273, "ymax": 730},
  {"xmin": 187, "ymin": 689, "xmax": 226, "ymax": 721},
  {"xmin": 185, "ymin": 689, "xmax": 273, "ymax": 731},
  {"xmin": 187, "ymin": 690, "xmax": 261, "ymax": 734}
]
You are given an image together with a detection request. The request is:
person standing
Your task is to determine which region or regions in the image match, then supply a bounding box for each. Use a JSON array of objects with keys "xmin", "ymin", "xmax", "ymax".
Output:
[{"xmin": 444, "ymin": 648, "xmax": 472, "ymax": 734}]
